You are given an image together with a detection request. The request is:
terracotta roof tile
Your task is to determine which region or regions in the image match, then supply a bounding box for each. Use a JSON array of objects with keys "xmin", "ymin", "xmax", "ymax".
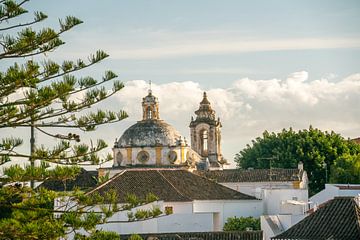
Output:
[
  {"xmin": 195, "ymin": 169, "xmax": 303, "ymax": 183},
  {"xmin": 87, "ymin": 169, "xmax": 256, "ymax": 202},
  {"xmin": 335, "ymin": 184, "xmax": 360, "ymax": 190},
  {"xmin": 121, "ymin": 231, "xmax": 263, "ymax": 240},
  {"xmin": 272, "ymin": 197, "xmax": 360, "ymax": 240},
  {"xmin": 37, "ymin": 168, "xmax": 98, "ymax": 191},
  {"xmin": 352, "ymin": 137, "xmax": 360, "ymax": 144}
]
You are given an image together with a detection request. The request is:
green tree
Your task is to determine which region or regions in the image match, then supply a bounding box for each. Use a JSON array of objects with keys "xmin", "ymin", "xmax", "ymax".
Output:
[
  {"xmin": 0, "ymin": 0, "xmax": 127, "ymax": 238},
  {"xmin": 223, "ymin": 216, "xmax": 260, "ymax": 231},
  {"xmin": 235, "ymin": 126, "xmax": 360, "ymax": 195},
  {"xmin": 330, "ymin": 153, "xmax": 360, "ymax": 183}
]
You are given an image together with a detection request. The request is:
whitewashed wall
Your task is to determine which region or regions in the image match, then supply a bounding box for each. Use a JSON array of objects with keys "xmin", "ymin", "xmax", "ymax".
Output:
[
  {"xmin": 220, "ymin": 182, "xmax": 296, "ymax": 197},
  {"xmin": 310, "ymin": 184, "xmax": 360, "ymax": 208},
  {"xmin": 262, "ymin": 189, "xmax": 308, "ymax": 215},
  {"xmin": 88, "ymin": 199, "xmax": 263, "ymax": 234},
  {"xmin": 193, "ymin": 199, "xmax": 263, "ymax": 231},
  {"xmin": 261, "ymin": 214, "xmax": 305, "ymax": 240}
]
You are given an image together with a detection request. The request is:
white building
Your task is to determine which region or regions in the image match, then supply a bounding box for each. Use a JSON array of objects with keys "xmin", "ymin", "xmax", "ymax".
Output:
[
  {"xmin": 83, "ymin": 168, "xmax": 263, "ymax": 234},
  {"xmin": 309, "ymin": 183, "xmax": 360, "ymax": 209},
  {"xmin": 196, "ymin": 162, "xmax": 308, "ymax": 215}
]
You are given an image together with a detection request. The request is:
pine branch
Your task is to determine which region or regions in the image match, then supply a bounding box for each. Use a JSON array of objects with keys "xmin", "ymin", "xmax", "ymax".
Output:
[
  {"xmin": 0, "ymin": 0, "xmax": 29, "ymax": 22},
  {"xmin": 0, "ymin": 16, "xmax": 82, "ymax": 59},
  {"xmin": 0, "ymin": 86, "xmax": 124, "ymax": 129},
  {"xmin": 0, "ymin": 11, "xmax": 47, "ymax": 31}
]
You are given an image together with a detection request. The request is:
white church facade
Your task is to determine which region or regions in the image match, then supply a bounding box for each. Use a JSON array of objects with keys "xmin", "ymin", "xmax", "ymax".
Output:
[{"xmin": 104, "ymin": 89, "xmax": 226, "ymax": 178}]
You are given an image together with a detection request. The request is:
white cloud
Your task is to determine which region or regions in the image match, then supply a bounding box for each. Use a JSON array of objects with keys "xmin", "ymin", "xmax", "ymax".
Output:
[
  {"xmin": 111, "ymin": 72, "xmax": 360, "ymax": 166},
  {"xmin": 2, "ymin": 72, "xmax": 359, "ymax": 170}
]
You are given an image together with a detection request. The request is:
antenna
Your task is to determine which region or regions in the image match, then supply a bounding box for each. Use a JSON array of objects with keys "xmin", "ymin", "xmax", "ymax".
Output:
[{"xmin": 257, "ymin": 156, "xmax": 278, "ymax": 182}]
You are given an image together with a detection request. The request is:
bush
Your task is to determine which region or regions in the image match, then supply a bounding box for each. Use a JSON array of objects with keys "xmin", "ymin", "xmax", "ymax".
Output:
[
  {"xmin": 151, "ymin": 206, "xmax": 162, "ymax": 217},
  {"xmin": 128, "ymin": 234, "xmax": 143, "ymax": 240},
  {"xmin": 134, "ymin": 209, "xmax": 149, "ymax": 220},
  {"xmin": 223, "ymin": 216, "xmax": 260, "ymax": 231}
]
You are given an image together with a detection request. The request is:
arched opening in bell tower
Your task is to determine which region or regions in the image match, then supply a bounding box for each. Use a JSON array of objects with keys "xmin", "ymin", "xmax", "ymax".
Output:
[
  {"xmin": 146, "ymin": 106, "xmax": 152, "ymax": 119},
  {"xmin": 201, "ymin": 130, "xmax": 208, "ymax": 156}
]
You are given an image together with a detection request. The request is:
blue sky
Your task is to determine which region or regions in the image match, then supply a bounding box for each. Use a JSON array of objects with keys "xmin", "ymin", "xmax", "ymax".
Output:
[
  {"xmin": 2, "ymin": 0, "xmax": 360, "ymax": 167},
  {"xmin": 26, "ymin": 0, "xmax": 360, "ymax": 86}
]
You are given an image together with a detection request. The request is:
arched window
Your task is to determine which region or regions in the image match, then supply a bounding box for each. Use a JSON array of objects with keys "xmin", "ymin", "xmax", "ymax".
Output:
[
  {"xmin": 201, "ymin": 130, "xmax": 208, "ymax": 155},
  {"xmin": 147, "ymin": 107, "xmax": 152, "ymax": 119}
]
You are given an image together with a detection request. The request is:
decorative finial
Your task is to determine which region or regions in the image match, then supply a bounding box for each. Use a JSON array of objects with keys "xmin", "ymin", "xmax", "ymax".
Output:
[
  {"xmin": 148, "ymin": 80, "xmax": 152, "ymax": 95},
  {"xmin": 200, "ymin": 91, "xmax": 210, "ymax": 104}
]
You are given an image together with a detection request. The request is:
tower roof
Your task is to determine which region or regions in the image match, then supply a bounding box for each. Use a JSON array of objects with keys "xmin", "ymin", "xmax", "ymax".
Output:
[{"xmin": 191, "ymin": 91, "xmax": 218, "ymax": 125}]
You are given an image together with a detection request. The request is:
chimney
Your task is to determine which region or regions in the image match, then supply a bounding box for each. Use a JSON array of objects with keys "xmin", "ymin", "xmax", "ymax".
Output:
[{"xmin": 298, "ymin": 161, "xmax": 304, "ymax": 171}]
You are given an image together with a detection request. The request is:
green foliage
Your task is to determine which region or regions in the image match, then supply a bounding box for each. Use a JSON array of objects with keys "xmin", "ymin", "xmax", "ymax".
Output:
[
  {"xmin": 95, "ymin": 172, "xmax": 110, "ymax": 186},
  {"xmin": 126, "ymin": 201, "xmax": 163, "ymax": 221},
  {"xmin": 124, "ymin": 193, "xmax": 140, "ymax": 209},
  {"xmin": 0, "ymin": 0, "xmax": 129, "ymax": 238},
  {"xmin": 223, "ymin": 216, "xmax": 260, "ymax": 231},
  {"xmin": 75, "ymin": 230, "xmax": 120, "ymax": 240},
  {"xmin": 0, "ymin": 0, "xmax": 128, "ymax": 166},
  {"xmin": 128, "ymin": 234, "xmax": 143, "ymax": 240},
  {"xmin": 130, "ymin": 206, "xmax": 163, "ymax": 221},
  {"xmin": 235, "ymin": 126, "xmax": 360, "ymax": 195},
  {"xmin": 134, "ymin": 209, "xmax": 149, "ymax": 220},
  {"xmin": 0, "ymin": 186, "xmax": 64, "ymax": 239},
  {"xmin": 0, "ymin": 186, "xmax": 121, "ymax": 239},
  {"xmin": 151, "ymin": 206, "xmax": 162, "ymax": 217},
  {"xmin": 330, "ymin": 154, "xmax": 360, "ymax": 183},
  {"xmin": 145, "ymin": 192, "xmax": 159, "ymax": 203}
]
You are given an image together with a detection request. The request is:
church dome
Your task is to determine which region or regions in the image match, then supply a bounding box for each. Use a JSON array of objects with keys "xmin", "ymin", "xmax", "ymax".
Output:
[{"xmin": 117, "ymin": 120, "xmax": 182, "ymax": 147}]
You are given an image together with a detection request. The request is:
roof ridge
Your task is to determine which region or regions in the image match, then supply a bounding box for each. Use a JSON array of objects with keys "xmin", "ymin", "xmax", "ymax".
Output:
[
  {"xmin": 156, "ymin": 170, "xmax": 191, "ymax": 201},
  {"xmin": 85, "ymin": 170, "xmax": 126, "ymax": 195}
]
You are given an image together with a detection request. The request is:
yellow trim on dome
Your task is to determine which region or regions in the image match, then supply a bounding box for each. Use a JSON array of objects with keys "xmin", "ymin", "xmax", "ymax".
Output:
[
  {"xmin": 181, "ymin": 147, "xmax": 185, "ymax": 163},
  {"xmin": 155, "ymin": 147, "xmax": 162, "ymax": 165},
  {"xmin": 126, "ymin": 148, "xmax": 132, "ymax": 164}
]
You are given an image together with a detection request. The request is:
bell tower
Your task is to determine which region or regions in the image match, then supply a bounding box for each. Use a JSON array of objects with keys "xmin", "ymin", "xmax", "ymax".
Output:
[
  {"xmin": 190, "ymin": 92, "xmax": 224, "ymax": 167},
  {"xmin": 142, "ymin": 85, "xmax": 160, "ymax": 121}
]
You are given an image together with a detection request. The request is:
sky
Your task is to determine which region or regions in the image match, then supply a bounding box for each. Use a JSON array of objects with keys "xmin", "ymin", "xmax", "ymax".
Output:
[{"xmin": 2, "ymin": 0, "xmax": 360, "ymax": 168}]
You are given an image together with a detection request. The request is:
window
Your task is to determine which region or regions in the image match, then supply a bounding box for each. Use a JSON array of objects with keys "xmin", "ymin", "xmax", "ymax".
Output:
[
  {"xmin": 201, "ymin": 130, "xmax": 208, "ymax": 155},
  {"xmin": 116, "ymin": 152, "xmax": 123, "ymax": 165},
  {"xmin": 165, "ymin": 206, "xmax": 173, "ymax": 215},
  {"xmin": 167, "ymin": 150, "xmax": 177, "ymax": 163},
  {"xmin": 137, "ymin": 150, "xmax": 150, "ymax": 163}
]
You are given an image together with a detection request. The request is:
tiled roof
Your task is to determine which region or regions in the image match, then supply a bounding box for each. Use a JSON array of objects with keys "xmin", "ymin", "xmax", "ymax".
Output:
[
  {"xmin": 37, "ymin": 168, "xmax": 98, "ymax": 191},
  {"xmin": 336, "ymin": 184, "xmax": 360, "ymax": 190},
  {"xmin": 352, "ymin": 137, "xmax": 360, "ymax": 144},
  {"xmin": 87, "ymin": 169, "xmax": 256, "ymax": 202},
  {"xmin": 272, "ymin": 197, "xmax": 360, "ymax": 240},
  {"xmin": 121, "ymin": 231, "xmax": 263, "ymax": 240},
  {"xmin": 195, "ymin": 168, "xmax": 303, "ymax": 183}
]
